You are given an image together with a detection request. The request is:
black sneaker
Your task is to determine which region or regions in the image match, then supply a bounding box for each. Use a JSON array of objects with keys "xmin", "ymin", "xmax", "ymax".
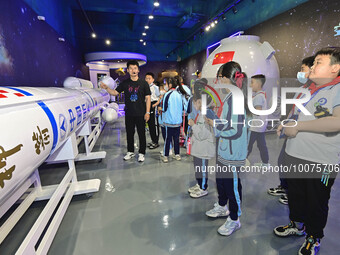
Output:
[
  {"xmin": 147, "ymin": 142, "xmax": 153, "ymax": 148},
  {"xmin": 267, "ymin": 185, "xmax": 286, "ymax": 196},
  {"xmin": 274, "ymin": 221, "xmax": 305, "ymax": 237},
  {"xmin": 279, "ymin": 194, "xmax": 288, "ymax": 205},
  {"xmin": 298, "ymin": 235, "xmax": 320, "ymax": 255}
]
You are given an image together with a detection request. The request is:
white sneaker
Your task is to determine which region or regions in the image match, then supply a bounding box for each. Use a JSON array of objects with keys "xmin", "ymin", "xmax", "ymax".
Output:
[
  {"xmin": 123, "ymin": 152, "xmax": 135, "ymax": 160},
  {"xmin": 138, "ymin": 153, "xmax": 145, "ymax": 162},
  {"xmin": 206, "ymin": 202, "xmax": 230, "ymax": 218},
  {"xmin": 218, "ymin": 217, "xmax": 241, "ymax": 236},
  {"xmin": 162, "ymin": 156, "xmax": 168, "ymax": 163},
  {"xmin": 188, "ymin": 184, "xmax": 200, "ymax": 193},
  {"xmin": 190, "ymin": 188, "xmax": 208, "ymax": 198},
  {"xmin": 173, "ymin": 154, "xmax": 181, "ymax": 161}
]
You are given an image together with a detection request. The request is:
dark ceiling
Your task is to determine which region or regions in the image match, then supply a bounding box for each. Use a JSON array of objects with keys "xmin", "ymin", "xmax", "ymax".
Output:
[
  {"xmin": 69, "ymin": 0, "xmax": 235, "ymax": 60},
  {"xmin": 24, "ymin": 0, "xmax": 309, "ymax": 61}
]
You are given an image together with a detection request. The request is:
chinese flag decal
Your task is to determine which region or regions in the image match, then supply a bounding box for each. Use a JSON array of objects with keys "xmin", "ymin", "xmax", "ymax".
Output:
[{"xmin": 212, "ymin": 51, "xmax": 235, "ymax": 65}]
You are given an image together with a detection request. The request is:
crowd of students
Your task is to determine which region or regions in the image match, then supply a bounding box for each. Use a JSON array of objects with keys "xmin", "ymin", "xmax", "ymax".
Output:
[{"xmin": 101, "ymin": 46, "xmax": 340, "ymax": 255}]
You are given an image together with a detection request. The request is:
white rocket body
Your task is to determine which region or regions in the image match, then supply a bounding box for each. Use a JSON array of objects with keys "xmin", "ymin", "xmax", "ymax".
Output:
[
  {"xmin": 202, "ymin": 35, "xmax": 280, "ymax": 102},
  {"xmin": 0, "ymin": 87, "xmax": 110, "ymax": 205}
]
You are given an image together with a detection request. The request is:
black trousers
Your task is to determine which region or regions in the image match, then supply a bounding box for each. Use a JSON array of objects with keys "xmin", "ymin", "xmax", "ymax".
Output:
[
  {"xmin": 125, "ymin": 115, "xmax": 146, "ymax": 154},
  {"xmin": 193, "ymin": 157, "xmax": 209, "ymax": 190},
  {"xmin": 285, "ymin": 152, "xmax": 336, "ymax": 238},
  {"xmin": 216, "ymin": 160, "xmax": 242, "ymax": 220},
  {"xmin": 247, "ymin": 131, "xmax": 269, "ymax": 164},
  {"xmin": 148, "ymin": 101, "xmax": 159, "ymax": 144},
  {"xmin": 164, "ymin": 126, "xmax": 180, "ymax": 156}
]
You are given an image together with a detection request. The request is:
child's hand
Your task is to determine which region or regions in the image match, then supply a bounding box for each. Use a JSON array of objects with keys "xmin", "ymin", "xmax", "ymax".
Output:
[
  {"xmin": 204, "ymin": 117, "xmax": 214, "ymax": 127},
  {"xmin": 277, "ymin": 122, "xmax": 298, "ymax": 138}
]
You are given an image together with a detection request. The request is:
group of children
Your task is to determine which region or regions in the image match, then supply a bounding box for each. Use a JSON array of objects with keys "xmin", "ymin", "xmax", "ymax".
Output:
[{"xmin": 155, "ymin": 47, "xmax": 340, "ymax": 255}]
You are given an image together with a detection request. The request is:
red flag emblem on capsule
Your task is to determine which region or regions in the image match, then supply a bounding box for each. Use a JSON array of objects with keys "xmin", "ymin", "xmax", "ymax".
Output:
[{"xmin": 212, "ymin": 51, "xmax": 235, "ymax": 65}]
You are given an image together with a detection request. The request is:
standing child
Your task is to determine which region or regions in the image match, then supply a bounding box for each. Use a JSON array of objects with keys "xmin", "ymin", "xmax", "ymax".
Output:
[
  {"xmin": 205, "ymin": 61, "xmax": 248, "ymax": 236},
  {"xmin": 162, "ymin": 76, "xmax": 190, "ymax": 163},
  {"xmin": 187, "ymin": 80, "xmax": 215, "ymax": 198},
  {"xmin": 274, "ymin": 47, "xmax": 340, "ymax": 255},
  {"xmin": 247, "ymin": 74, "xmax": 269, "ymax": 167}
]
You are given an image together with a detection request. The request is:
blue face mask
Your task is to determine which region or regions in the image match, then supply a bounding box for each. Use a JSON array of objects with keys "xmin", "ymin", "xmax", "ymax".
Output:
[{"xmin": 297, "ymin": 72, "xmax": 308, "ymax": 84}]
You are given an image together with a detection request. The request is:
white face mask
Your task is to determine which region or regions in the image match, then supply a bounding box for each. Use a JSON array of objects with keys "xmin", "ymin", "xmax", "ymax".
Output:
[
  {"xmin": 297, "ymin": 72, "xmax": 308, "ymax": 84},
  {"xmin": 164, "ymin": 85, "xmax": 169, "ymax": 91},
  {"xmin": 160, "ymin": 90, "xmax": 166, "ymax": 95}
]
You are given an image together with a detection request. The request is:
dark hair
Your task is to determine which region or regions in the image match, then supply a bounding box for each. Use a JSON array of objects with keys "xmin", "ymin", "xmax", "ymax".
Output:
[
  {"xmin": 218, "ymin": 61, "xmax": 249, "ymax": 114},
  {"xmin": 302, "ymin": 56, "xmax": 315, "ymax": 68},
  {"xmin": 127, "ymin": 60, "xmax": 139, "ymax": 69},
  {"xmin": 169, "ymin": 76, "xmax": 189, "ymax": 98},
  {"xmin": 145, "ymin": 72, "xmax": 154, "ymax": 79},
  {"xmin": 251, "ymin": 74, "xmax": 266, "ymax": 88},
  {"xmin": 315, "ymin": 47, "xmax": 340, "ymax": 76}
]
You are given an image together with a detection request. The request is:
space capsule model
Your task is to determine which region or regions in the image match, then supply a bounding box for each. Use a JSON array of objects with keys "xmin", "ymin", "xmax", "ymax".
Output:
[{"xmin": 202, "ymin": 35, "xmax": 280, "ymax": 105}]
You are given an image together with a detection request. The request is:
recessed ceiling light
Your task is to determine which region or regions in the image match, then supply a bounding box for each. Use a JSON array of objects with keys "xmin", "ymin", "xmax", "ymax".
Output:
[
  {"xmin": 214, "ymin": 20, "xmax": 218, "ymax": 24},
  {"xmin": 211, "ymin": 23, "xmax": 215, "ymax": 27},
  {"xmin": 205, "ymin": 26, "xmax": 210, "ymax": 31},
  {"xmin": 149, "ymin": 15, "xmax": 154, "ymax": 19},
  {"xmin": 105, "ymin": 39, "xmax": 111, "ymax": 45},
  {"xmin": 142, "ymin": 32, "xmax": 147, "ymax": 36},
  {"xmin": 143, "ymin": 42, "xmax": 147, "ymax": 46},
  {"xmin": 91, "ymin": 33, "xmax": 96, "ymax": 38},
  {"xmin": 140, "ymin": 39, "xmax": 143, "ymax": 42},
  {"xmin": 145, "ymin": 25, "xmax": 149, "ymax": 29},
  {"xmin": 154, "ymin": 1, "xmax": 160, "ymax": 7}
]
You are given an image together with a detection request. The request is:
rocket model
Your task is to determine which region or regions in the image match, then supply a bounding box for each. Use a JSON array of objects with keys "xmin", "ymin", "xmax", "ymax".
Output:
[{"xmin": 0, "ymin": 86, "xmax": 110, "ymax": 205}]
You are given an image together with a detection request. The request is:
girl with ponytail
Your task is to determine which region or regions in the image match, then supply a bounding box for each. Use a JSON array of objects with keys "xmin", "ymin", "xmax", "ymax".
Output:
[
  {"xmin": 205, "ymin": 61, "xmax": 248, "ymax": 236},
  {"xmin": 161, "ymin": 76, "xmax": 189, "ymax": 162}
]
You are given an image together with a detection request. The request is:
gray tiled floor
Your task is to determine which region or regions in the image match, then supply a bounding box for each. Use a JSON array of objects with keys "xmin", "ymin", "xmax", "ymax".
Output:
[{"xmin": 1, "ymin": 119, "xmax": 339, "ymax": 255}]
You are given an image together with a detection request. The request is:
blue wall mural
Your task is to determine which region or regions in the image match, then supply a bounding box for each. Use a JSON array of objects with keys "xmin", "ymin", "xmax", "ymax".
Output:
[{"xmin": 0, "ymin": 0, "xmax": 88, "ymax": 87}]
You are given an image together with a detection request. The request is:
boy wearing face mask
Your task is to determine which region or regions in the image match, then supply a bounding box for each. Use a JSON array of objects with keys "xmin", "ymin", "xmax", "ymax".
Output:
[
  {"xmin": 274, "ymin": 47, "xmax": 340, "ymax": 255},
  {"xmin": 268, "ymin": 56, "xmax": 315, "ymax": 205}
]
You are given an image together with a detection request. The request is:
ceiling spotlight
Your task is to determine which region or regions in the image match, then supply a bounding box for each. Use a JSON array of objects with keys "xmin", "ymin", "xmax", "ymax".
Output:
[
  {"xmin": 211, "ymin": 22, "xmax": 215, "ymax": 27},
  {"xmin": 105, "ymin": 39, "xmax": 111, "ymax": 45},
  {"xmin": 166, "ymin": 55, "xmax": 169, "ymax": 59},
  {"xmin": 232, "ymin": 6, "xmax": 238, "ymax": 14},
  {"xmin": 140, "ymin": 39, "xmax": 143, "ymax": 42},
  {"xmin": 91, "ymin": 33, "xmax": 96, "ymax": 38},
  {"xmin": 149, "ymin": 15, "xmax": 154, "ymax": 19},
  {"xmin": 205, "ymin": 26, "xmax": 210, "ymax": 31},
  {"xmin": 143, "ymin": 42, "xmax": 147, "ymax": 46},
  {"xmin": 142, "ymin": 32, "xmax": 147, "ymax": 36},
  {"xmin": 154, "ymin": 1, "xmax": 160, "ymax": 7},
  {"xmin": 145, "ymin": 25, "xmax": 149, "ymax": 29},
  {"xmin": 214, "ymin": 20, "xmax": 218, "ymax": 24},
  {"xmin": 222, "ymin": 14, "xmax": 226, "ymax": 21}
]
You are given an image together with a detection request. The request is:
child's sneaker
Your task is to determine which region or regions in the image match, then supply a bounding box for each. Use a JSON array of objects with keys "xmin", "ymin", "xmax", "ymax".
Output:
[
  {"xmin": 123, "ymin": 152, "xmax": 135, "ymax": 161},
  {"xmin": 138, "ymin": 153, "xmax": 145, "ymax": 162},
  {"xmin": 298, "ymin": 235, "xmax": 320, "ymax": 255},
  {"xmin": 188, "ymin": 184, "xmax": 200, "ymax": 193},
  {"xmin": 173, "ymin": 154, "xmax": 181, "ymax": 161},
  {"xmin": 190, "ymin": 188, "xmax": 208, "ymax": 198},
  {"xmin": 217, "ymin": 217, "xmax": 241, "ymax": 236},
  {"xmin": 162, "ymin": 156, "xmax": 168, "ymax": 163},
  {"xmin": 206, "ymin": 203, "xmax": 230, "ymax": 218},
  {"xmin": 274, "ymin": 221, "xmax": 305, "ymax": 237},
  {"xmin": 267, "ymin": 185, "xmax": 286, "ymax": 196},
  {"xmin": 279, "ymin": 194, "xmax": 288, "ymax": 205}
]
